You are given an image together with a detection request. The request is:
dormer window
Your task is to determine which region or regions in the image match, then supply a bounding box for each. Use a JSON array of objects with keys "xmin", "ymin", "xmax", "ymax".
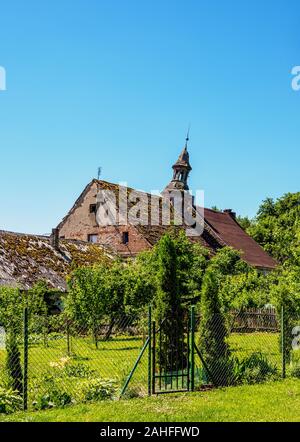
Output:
[
  {"xmin": 122, "ymin": 231, "xmax": 129, "ymax": 244},
  {"xmin": 89, "ymin": 204, "xmax": 97, "ymax": 214}
]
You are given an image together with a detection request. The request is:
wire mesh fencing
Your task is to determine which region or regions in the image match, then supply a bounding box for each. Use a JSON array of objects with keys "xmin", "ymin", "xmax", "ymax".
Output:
[
  {"xmin": 193, "ymin": 308, "xmax": 300, "ymax": 388},
  {"xmin": 1, "ymin": 305, "xmax": 300, "ymax": 413},
  {"xmin": 0, "ymin": 309, "xmax": 149, "ymax": 411}
]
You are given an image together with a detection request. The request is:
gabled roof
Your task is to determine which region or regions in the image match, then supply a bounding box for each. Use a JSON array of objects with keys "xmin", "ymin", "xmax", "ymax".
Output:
[
  {"xmin": 56, "ymin": 179, "xmax": 276, "ymax": 269},
  {"xmin": 0, "ymin": 230, "xmax": 114, "ymax": 290},
  {"xmin": 58, "ymin": 179, "xmax": 226, "ymax": 253},
  {"xmin": 203, "ymin": 208, "xmax": 277, "ymax": 269}
]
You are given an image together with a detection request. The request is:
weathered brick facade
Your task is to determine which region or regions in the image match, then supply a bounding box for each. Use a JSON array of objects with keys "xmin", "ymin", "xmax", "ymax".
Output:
[{"xmin": 58, "ymin": 181, "xmax": 151, "ymax": 257}]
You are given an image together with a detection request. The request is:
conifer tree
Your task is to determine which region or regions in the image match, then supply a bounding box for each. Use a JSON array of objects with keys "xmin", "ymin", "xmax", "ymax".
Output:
[
  {"xmin": 6, "ymin": 331, "xmax": 23, "ymax": 394},
  {"xmin": 198, "ymin": 268, "xmax": 231, "ymax": 385},
  {"xmin": 155, "ymin": 235, "xmax": 186, "ymax": 371}
]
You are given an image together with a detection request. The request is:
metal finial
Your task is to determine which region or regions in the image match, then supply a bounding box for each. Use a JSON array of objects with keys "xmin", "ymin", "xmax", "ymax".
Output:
[
  {"xmin": 185, "ymin": 125, "xmax": 190, "ymax": 147},
  {"xmin": 97, "ymin": 167, "xmax": 102, "ymax": 180}
]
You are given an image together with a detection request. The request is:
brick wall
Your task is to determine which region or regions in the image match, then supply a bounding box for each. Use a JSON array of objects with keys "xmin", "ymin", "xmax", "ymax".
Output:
[{"xmin": 59, "ymin": 182, "xmax": 151, "ymax": 256}]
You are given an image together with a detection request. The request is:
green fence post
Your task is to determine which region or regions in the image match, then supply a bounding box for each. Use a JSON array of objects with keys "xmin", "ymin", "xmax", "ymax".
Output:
[
  {"xmin": 148, "ymin": 305, "xmax": 152, "ymax": 396},
  {"xmin": 23, "ymin": 307, "xmax": 28, "ymax": 411},
  {"xmin": 120, "ymin": 336, "xmax": 150, "ymax": 398},
  {"xmin": 281, "ymin": 305, "xmax": 286, "ymax": 379},
  {"xmin": 190, "ymin": 305, "xmax": 195, "ymax": 392}
]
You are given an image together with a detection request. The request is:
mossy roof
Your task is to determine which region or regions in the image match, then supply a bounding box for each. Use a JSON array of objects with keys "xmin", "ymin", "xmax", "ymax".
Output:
[{"xmin": 0, "ymin": 230, "xmax": 115, "ymax": 291}]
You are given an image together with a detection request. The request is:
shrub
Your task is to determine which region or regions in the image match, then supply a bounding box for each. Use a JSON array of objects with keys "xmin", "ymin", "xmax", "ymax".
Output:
[
  {"xmin": 77, "ymin": 378, "xmax": 117, "ymax": 402},
  {"xmin": 5, "ymin": 332, "xmax": 23, "ymax": 394},
  {"xmin": 0, "ymin": 387, "xmax": 22, "ymax": 414},
  {"xmin": 64, "ymin": 362, "xmax": 95, "ymax": 378},
  {"xmin": 233, "ymin": 353, "xmax": 278, "ymax": 384},
  {"xmin": 32, "ymin": 376, "xmax": 72, "ymax": 410},
  {"xmin": 291, "ymin": 364, "xmax": 300, "ymax": 378}
]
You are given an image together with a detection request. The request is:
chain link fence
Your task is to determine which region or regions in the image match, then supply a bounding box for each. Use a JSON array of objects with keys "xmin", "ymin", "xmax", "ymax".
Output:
[
  {"xmin": 0, "ymin": 309, "xmax": 149, "ymax": 411},
  {"xmin": 1, "ymin": 306, "xmax": 300, "ymax": 413}
]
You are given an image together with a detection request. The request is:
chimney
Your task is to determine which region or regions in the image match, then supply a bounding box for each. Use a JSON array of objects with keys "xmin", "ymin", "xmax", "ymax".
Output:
[
  {"xmin": 223, "ymin": 209, "xmax": 236, "ymax": 219},
  {"xmin": 50, "ymin": 228, "xmax": 60, "ymax": 250}
]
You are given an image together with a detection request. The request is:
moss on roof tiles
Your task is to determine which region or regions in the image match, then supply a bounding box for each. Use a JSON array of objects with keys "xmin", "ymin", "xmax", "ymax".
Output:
[{"xmin": 0, "ymin": 231, "xmax": 114, "ymax": 290}]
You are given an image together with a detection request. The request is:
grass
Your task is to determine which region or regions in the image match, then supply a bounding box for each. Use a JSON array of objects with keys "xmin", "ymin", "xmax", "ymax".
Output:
[
  {"xmin": 0, "ymin": 333, "xmax": 149, "ymax": 402},
  {"xmin": 0, "ymin": 331, "xmax": 288, "ymax": 405},
  {"xmin": 1, "ymin": 378, "xmax": 300, "ymax": 422},
  {"xmin": 2, "ymin": 330, "xmax": 297, "ymax": 418}
]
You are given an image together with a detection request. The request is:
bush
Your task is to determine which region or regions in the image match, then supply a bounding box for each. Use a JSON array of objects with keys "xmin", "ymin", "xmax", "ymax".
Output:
[
  {"xmin": 64, "ymin": 363, "xmax": 95, "ymax": 378},
  {"xmin": 0, "ymin": 387, "xmax": 22, "ymax": 414},
  {"xmin": 77, "ymin": 378, "xmax": 117, "ymax": 402},
  {"xmin": 291, "ymin": 364, "xmax": 300, "ymax": 378},
  {"xmin": 233, "ymin": 353, "xmax": 279, "ymax": 384},
  {"xmin": 32, "ymin": 376, "xmax": 72, "ymax": 410}
]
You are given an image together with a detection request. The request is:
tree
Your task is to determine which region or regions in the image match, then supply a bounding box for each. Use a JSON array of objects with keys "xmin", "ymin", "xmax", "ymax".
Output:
[
  {"xmin": 0, "ymin": 283, "xmax": 55, "ymax": 391},
  {"xmin": 154, "ymin": 235, "xmax": 186, "ymax": 371},
  {"xmin": 198, "ymin": 268, "xmax": 231, "ymax": 386},
  {"xmin": 5, "ymin": 331, "xmax": 23, "ymax": 394},
  {"xmin": 66, "ymin": 265, "xmax": 111, "ymax": 348},
  {"xmin": 248, "ymin": 192, "xmax": 300, "ymax": 264},
  {"xmin": 236, "ymin": 215, "xmax": 252, "ymax": 231},
  {"xmin": 66, "ymin": 261, "xmax": 132, "ymax": 346}
]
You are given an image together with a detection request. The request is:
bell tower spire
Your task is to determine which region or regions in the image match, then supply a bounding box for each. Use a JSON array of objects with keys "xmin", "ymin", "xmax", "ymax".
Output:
[{"xmin": 164, "ymin": 134, "xmax": 192, "ymax": 191}]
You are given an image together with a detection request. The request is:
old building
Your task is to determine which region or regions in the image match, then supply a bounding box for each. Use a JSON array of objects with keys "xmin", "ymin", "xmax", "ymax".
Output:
[{"xmin": 57, "ymin": 143, "xmax": 277, "ymax": 271}]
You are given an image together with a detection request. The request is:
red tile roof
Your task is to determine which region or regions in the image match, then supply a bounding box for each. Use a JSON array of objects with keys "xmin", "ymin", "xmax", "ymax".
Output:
[{"xmin": 203, "ymin": 208, "xmax": 277, "ymax": 269}]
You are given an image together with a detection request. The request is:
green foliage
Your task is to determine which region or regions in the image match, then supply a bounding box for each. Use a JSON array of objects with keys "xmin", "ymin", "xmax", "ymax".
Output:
[
  {"xmin": 0, "ymin": 282, "xmax": 49, "ymax": 335},
  {"xmin": 0, "ymin": 287, "xmax": 24, "ymax": 333},
  {"xmin": 154, "ymin": 235, "xmax": 186, "ymax": 371},
  {"xmin": 5, "ymin": 331, "xmax": 23, "ymax": 395},
  {"xmin": 32, "ymin": 376, "xmax": 72, "ymax": 410},
  {"xmin": 236, "ymin": 215, "xmax": 253, "ymax": 231},
  {"xmin": 290, "ymin": 364, "xmax": 300, "ymax": 378},
  {"xmin": 198, "ymin": 269, "xmax": 231, "ymax": 386},
  {"xmin": 248, "ymin": 192, "xmax": 300, "ymax": 265},
  {"xmin": 77, "ymin": 378, "xmax": 117, "ymax": 402},
  {"xmin": 232, "ymin": 353, "xmax": 279, "ymax": 385},
  {"xmin": 0, "ymin": 387, "xmax": 22, "ymax": 414},
  {"xmin": 64, "ymin": 362, "xmax": 96, "ymax": 379},
  {"xmin": 66, "ymin": 263, "xmax": 113, "ymax": 347}
]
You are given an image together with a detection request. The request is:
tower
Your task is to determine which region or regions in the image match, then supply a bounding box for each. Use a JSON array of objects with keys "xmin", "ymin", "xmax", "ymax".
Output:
[{"xmin": 164, "ymin": 135, "xmax": 192, "ymax": 192}]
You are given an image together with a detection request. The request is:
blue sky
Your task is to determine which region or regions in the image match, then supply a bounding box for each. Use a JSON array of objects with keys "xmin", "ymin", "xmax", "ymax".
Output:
[{"xmin": 0, "ymin": 0, "xmax": 299, "ymax": 234}]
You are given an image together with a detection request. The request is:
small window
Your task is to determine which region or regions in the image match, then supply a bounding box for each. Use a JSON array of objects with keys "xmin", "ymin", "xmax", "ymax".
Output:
[
  {"xmin": 122, "ymin": 231, "xmax": 129, "ymax": 244},
  {"xmin": 88, "ymin": 234, "xmax": 98, "ymax": 243},
  {"xmin": 89, "ymin": 204, "xmax": 97, "ymax": 214}
]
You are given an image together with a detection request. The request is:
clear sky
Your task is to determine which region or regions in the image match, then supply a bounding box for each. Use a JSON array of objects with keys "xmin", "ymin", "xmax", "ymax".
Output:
[{"xmin": 0, "ymin": 0, "xmax": 299, "ymax": 234}]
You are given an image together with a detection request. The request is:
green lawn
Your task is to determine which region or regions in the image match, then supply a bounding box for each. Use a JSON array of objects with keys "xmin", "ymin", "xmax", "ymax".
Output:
[{"xmin": 1, "ymin": 379, "xmax": 300, "ymax": 422}]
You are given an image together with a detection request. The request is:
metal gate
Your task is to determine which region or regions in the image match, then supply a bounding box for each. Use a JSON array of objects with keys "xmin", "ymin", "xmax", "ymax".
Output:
[{"xmin": 151, "ymin": 307, "xmax": 195, "ymax": 394}]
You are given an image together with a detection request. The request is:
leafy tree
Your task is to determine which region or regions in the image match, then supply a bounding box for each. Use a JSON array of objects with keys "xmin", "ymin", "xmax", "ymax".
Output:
[
  {"xmin": 66, "ymin": 264, "xmax": 112, "ymax": 348},
  {"xmin": 248, "ymin": 192, "xmax": 300, "ymax": 264},
  {"xmin": 236, "ymin": 215, "xmax": 252, "ymax": 231},
  {"xmin": 269, "ymin": 268, "xmax": 300, "ymax": 363}
]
